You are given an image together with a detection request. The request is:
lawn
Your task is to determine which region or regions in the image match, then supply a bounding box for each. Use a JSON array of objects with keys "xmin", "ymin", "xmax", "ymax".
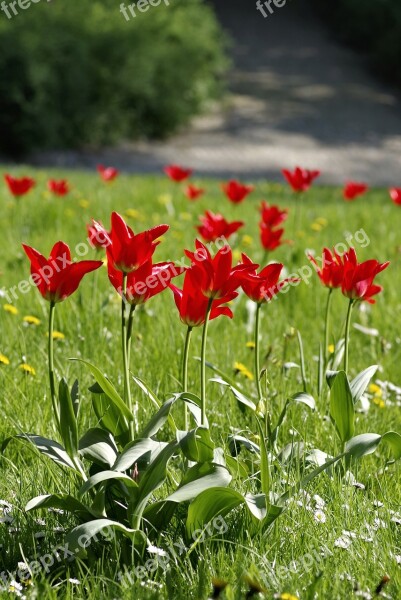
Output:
[{"xmin": 0, "ymin": 168, "xmax": 400, "ymax": 599}]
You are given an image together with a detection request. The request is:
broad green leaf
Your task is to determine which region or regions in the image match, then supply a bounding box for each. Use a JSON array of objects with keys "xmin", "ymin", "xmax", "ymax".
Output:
[
  {"xmin": 244, "ymin": 493, "xmax": 267, "ymax": 521},
  {"xmin": 186, "ymin": 487, "xmax": 244, "ymax": 538},
  {"xmin": 71, "ymin": 359, "xmax": 133, "ymax": 422},
  {"xmin": 330, "ymin": 371, "xmax": 355, "ymax": 443},
  {"xmin": 58, "ymin": 378, "xmax": 79, "ymax": 461},
  {"xmin": 79, "ymin": 428, "xmax": 118, "ymax": 468},
  {"xmin": 92, "ymin": 393, "xmax": 129, "ymax": 438},
  {"xmin": 65, "ymin": 519, "xmax": 146, "ymax": 557},
  {"xmin": 210, "ymin": 377, "xmax": 257, "ymax": 411},
  {"xmin": 228, "ymin": 435, "xmax": 260, "ymax": 456},
  {"xmin": 350, "ymin": 365, "xmax": 378, "ymax": 404},
  {"xmin": 166, "ymin": 463, "xmax": 231, "ymax": 503},
  {"xmin": 178, "ymin": 427, "xmax": 215, "ymax": 463},
  {"xmin": 79, "ymin": 470, "xmax": 138, "ymax": 497},
  {"xmin": 345, "ymin": 433, "xmax": 382, "ymax": 458},
  {"xmin": 113, "ymin": 438, "xmax": 167, "ymax": 472},
  {"xmin": 382, "ymin": 431, "xmax": 401, "ymax": 460},
  {"xmin": 25, "ymin": 494, "xmax": 100, "ymax": 520},
  {"xmin": 71, "ymin": 379, "xmax": 80, "ymax": 418},
  {"xmin": 2, "ymin": 434, "xmax": 77, "ymax": 471},
  {"xmin": 140, "ymin": 393, "xmax": 204, "ymax": 439},
  {"xmin": 132, "ymin": 376, "xmax": 177, "ymax": 434},
  {"xmin": 291, "ymin": 392, "xmax": 316, "ymax": 410},
  {"xmin": 256, "ymin": 418, "xmax": 270, "ymax": 498}
]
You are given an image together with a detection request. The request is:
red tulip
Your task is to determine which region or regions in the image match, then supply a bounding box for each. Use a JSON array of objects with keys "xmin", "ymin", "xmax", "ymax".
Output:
[
  {"xmin": 241, "ymin": 253, "xmax": 297, "ymax": 303},
  {"xmin": 87, "ymin": 220, "xmax": 111, "ymax": 250},
  {"xmin": 107, "ymin": 212, "xmax": 169, "ymax": 274},
  {"xmin": 185, "ymin": 184, "xmax": 205, "ymax": 200},
  {"xmin": 308, "ymin": 247, "xmax": 344, "ymax": 289},
  {"xmin": 47, "ymin": 179, "xmax": 70, "ymax": 196},
  {"xmin": 341, "ymin": 248, "xmax": 389, "ymax": 303},
  {"xmin": 4, "ymin": 174, "xmax": 35, "ymax": 197},
  {"xmin": 343, "ymin": 182, "xmax": 368, "ymax": 201},
  {"xmin": 22, "ymin": 242, "xmax": 103, "ymax": 303},
  {"xmin": 185, "ymin": 240, "xmax": 255, "ymax": 299},
  {"xmin": 108, "ymin": 257, "xmax": 184, "ymax": 306},
  {"xmin": 196, "ymin": 210, "xmax": 244, "ymax": 243},
  {"xmin": 97, "ymin": 165, "xmax": 119, "ymax": 182},
  {"xmin": 389, "ymin": 187, "xmax": 401, "ymax": 205},
  {"xmin": 169, "ymin": 271, "xmax": 236, "ymax": 327},
  {"xmin": 259, "ymin": 202, "xmax": 288, "ymax": 227},
  {"xmin": 259, "ymin": 225, "xmax": 286, "ymax": 251},
  {"xmin": 164, "ymin": 164, "xmax": 193, "ymax": 182},
  {"xmin": 282, "ymin": 167, "xmax": 320, "ymax": 192},
  {"xmin": 222, "ymin": 180, "xmax": 254, "ymax": 204}
]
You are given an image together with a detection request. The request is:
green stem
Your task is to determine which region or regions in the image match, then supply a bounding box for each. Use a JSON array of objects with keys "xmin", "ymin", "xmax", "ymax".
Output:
[
  {"xmin": 344, "ymin": 299, "xmax": 354, "ymax": 374},
  {"xmin": 324, "ymin": 288, "xmax": 333, "ymax": 364},
  {"xmin": 254, "ymin": 303, "xmax": 263, "ymax": 402},
  {"xmin": 126, "ymin": 304, "xmax": 136, "ymax": 366},
  {"xmin": 121, "ymin": 275, "xmax": 134, "ymax": 440},
  {"xmin": 48, "ymin": 301, "xmax": 60, "ymax": 433},
  {"xmin": 182, "ymin": 326, "xmax": 193, "ymax": 430},
  {"xmin": 200, "ymin": 299, "xmax": 213, "ymax": 426}
]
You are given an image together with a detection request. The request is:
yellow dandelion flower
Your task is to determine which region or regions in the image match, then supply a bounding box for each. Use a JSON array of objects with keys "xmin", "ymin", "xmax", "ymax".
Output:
[
  {"xmin": 311, "ymin": 223, "xmax": 323, "ymax": 232},
  {"xmin": 158, "ymin": 194, "xmax": 172, "ymax": 206},
  {"xmin": 79, "ymin": 199, "xmax": 90, "ymax": 209},
  {"xmin": 296, "ymin": 230, "xmax": 306, "ymax": 238},
  {"xmin": 373, "ymin": 396, "xmax": 385, "ymax": 409},
  {"xmin": 42, "ymin": 191, "xmax": 51, "ymax": 200},
  {"xmin": 0, "ymin": 354, "xmax": 10, "ymax": 366},
  {"xmin": 242, "ymin": 235, "xmax": 253, "ymax": 247},
  {"xmin": 280, "ymin": 594, "xmax": 299, "ymax": 600},
  {"xmin": 368, "ymin": 383, "xmax": 382, "ymax": 396},
  {"xmin": 19, "ymin": 364, "xmax": 36, "ymax": 376},
  {"xmin": 233, "ymin": 249, "xmax": 241, "ymax": 262},
  {"xmin": 246, "ymin": 341, "xmax": 256, "ymax": 349},
  {"xmin": 52, "ymin": 331, "xmax": 65, "ymax": 340},
  {"xmin": 328, "ymin": 344, "xmax": 335, "ymax": 354},
  {"xmin": 234, "ymin": 362, "xmax": 254, "ymax": 381},
  {"xmin": 3, "ymin": 304, "xmax": 18, "ymax": 315},
  {"xmin": 179, "ymin": 212, "xmax": 192, "ymax": 221},
  {"xmin": 23, "ymin": 315, "xmax": 41, "ymax": 326},
  {"xmin": 316, "ymin": 217, "xmax": 328, "ymax": 226},
  {"xmin": 125, "ymin": 208, "xmax": 144, "ymax": 220}
]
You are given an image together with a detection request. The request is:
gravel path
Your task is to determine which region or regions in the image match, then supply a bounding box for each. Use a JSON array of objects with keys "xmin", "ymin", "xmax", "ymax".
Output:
[{"xmin": 29, "ymin": 0, "xmax": 401, "ymax": 186}]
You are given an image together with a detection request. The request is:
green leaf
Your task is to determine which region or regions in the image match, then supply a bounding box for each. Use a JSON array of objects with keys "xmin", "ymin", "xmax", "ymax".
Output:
[
  {"xmin": 58, "ymin": 378, "xmax": 79, "ymax": 461},
  {"xmin": 290, "ymin": 392, "xmax": 316, "ymax": 410},
  {"xmin": 65, "ymin": 519, "xmax": 146, "ymax": 557},
  {"xmin": 244, "ymin": 493, "xmax": 267, "ymax": 521},
  {"xmin": 178, "ymin": 427, "xmax": 215, "ymax": 463},
  {"xmin": 71, "ymin": 359, "xmax": 133, "ymax": 422},
  {"xmin": 228, "ymin": 435, "xmax": 260, "ymax": 456},
  {"xmin": 345, "ymin": 433, "xmax": 382, "ymax": 459},
  {"xmin": 255, "ymin": 418, "xmax": 270, "ymax": 498},
  {"xmin": 186, "ymin": 487, "xmax": 244, "ymax": 538},
  {"xmin": 25, "ymin": 494, "xmax": 100, "ymax": 520},
  {"xmin": 350, "ymin": 365, "xmax": 378, "ymax": 404},
  {"xmin": 113, "ymin": 438, "xmax": 168, "ymax": 472},
  {"xmin": 92, "ymin": 393, "xmax": 129, "ymax": 438},
  {"xmin": 79, "ymin": 470, "xmax": 138, "ymax": 497},
  {"xmin": 79, "ymin": 428, "xmax": 118, "ymax": 468},
  {"xmin": 71, "ymin": 379, "xmax": 80, "ymax": 418},
  {"xmin": 210, "ymin": 377, "xmax": 257, "ymax": 411},
  {"xmin": 382, "ymin": 431, "xmax": 401, "ymax": 460},
  {"xmin": 330, "ymin": 371, "xmax": 355, "ymax": 443},
  {"xmin": 166, "ymin": 462, "xmax": 231, "ymax": 503},
  {"xmin": 2, "ymin": 434, "xmax": 77, "ymax": 471},
  {"xmin": 140, "ymin": 393, "xmax": 204, "ymax": 439}
]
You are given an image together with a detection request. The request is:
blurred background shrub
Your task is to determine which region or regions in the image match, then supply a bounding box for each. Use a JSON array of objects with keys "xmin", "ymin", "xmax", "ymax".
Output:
[
  {"xmin": 0, "ymin": 0, "xmax": 228, "ymax": 156},
  {"xmin": 309, "ymin": 0, "xmax": 401, "ymax": 87}
]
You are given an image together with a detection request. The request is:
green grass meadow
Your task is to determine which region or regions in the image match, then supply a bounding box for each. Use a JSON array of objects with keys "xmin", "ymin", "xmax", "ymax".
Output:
[{"xmin": 0, "ymin": 169, "xmax": 400, "ymax": 599}]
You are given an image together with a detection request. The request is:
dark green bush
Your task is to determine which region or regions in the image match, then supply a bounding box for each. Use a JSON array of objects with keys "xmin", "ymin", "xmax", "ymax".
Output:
[
  {"xmin": 308, "ymin": 0, "xmax": 401, "ymax": 87},
  {"xmin": 0, "ymin": 0, "xmax": 228, "ymax": 156}
]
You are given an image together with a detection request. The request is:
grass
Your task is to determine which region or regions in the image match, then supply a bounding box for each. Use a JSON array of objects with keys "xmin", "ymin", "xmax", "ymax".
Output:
[{"xmin": 0, "ymin": 168, "xmax": 400, "ymax": 599}]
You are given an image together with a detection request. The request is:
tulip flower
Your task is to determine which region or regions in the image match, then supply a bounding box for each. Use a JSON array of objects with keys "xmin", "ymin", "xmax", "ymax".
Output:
[
  {"xmin": 389, "ymin": 187, "xmax": 401, "ymax": 205},
  {"xmin": 4, "ymin": 174, "xmax": 35, "ymax": 197},
  {"xmin": 22, "ymin": 241, "xmax": 103, "ymax": 433},
  {"xmin": 340, "ymin": 247, "xmax": 389, "ymax": 372},
  {"xmin": 343, "ymin": 182, "xmax": 368, "ymax": 201},
  {"xmin": 259, "ymin": 202, "xmax": 288, "ymax": 227},
  {"xmin": 87, "ymin": 220, "xmax": 111, "ymax": 250},
  {"xmin": 106, "ymin": 212, "xmax": 169, "ymax": 273},
  {"xmin": 222, "ymin": 180, "xmax": 254, "ymax": 204},
  {"xmin": 185, "ymin": 184, "xmax": 205, "ymax": 200},
  {"xmin": 164, "ymin": 164, "xmax": 193, "ymax": 182},
  {"xmin": 281, "ymin": 167, "xmax": 320, "ymax": 193},
  {"xmin": 240, "ymin": 253, "xmax": 298, "ymax": 402},
  {"xmin": 97, "ymin": 165, "xmax": 119, "ymax": 182},
  {"xmin": 196, "ymin": 210, "xmax": 244, "ymax": 243},
  {"xmin": 259, "ymin": 224, "xmax": 286, "ymax": 252},
  {"xmin": 47, "ymin": 179, "xmax": 70, "ymax": 196}
]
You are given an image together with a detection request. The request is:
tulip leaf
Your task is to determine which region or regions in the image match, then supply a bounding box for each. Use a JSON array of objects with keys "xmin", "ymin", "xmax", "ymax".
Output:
[
  {"xmin": 112, "ymin": 438, "xmax": 168, "ymax": 472},
  {"xmin": 186, "ymin": 487, "xmax": 245, "ymax": 538},
  {"xmin": 58, "ymin": 378, "xmax": 79, "ymax": 461},
  {"xmin": 25, "ymin": 494, "xmax": 100, "ymax": 520},
  {"xmin": 178, "ymin": 427, "xmax": 215, "ymax": 463},
  {"xmin": 2, "ymin": 434, "xmax": 77, "ymax": 471},
  {"xmin": 345, "ymin": 433, "xmax": 382, "ymax": 458},
  {"xmin": 79, "ymin": 428, "xmax": 118, "ymax": 468},
  {"xmin": 140, "ymin": 393, "xmax": 204, "ymax": 439},
  {"xmin": 330, "ymin": 371, "xmax": 355, "ymax": 443},
  {"xmin": 350, "ymin": 365, "xmax": 378, "ymax": 404},
  {"xmin": 166, "ymin": 462, "xmax": 231, "ymax": 503},
  {"xmin": 65, "ymin": 519, "xmax": 146, "ymax": 558},
  {"xmin": 79, "ymin": 470, "xmax": 138, "ymax": 498},
  {"xmin": 382, "ymin": 431, "xmax": 401, "ymax": 460}
]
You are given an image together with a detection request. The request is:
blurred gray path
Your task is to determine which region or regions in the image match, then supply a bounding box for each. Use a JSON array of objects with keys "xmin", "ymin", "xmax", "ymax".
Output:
[{"xmin": 30, "ymin": 0, "xmax": 401, "ymax": 185}]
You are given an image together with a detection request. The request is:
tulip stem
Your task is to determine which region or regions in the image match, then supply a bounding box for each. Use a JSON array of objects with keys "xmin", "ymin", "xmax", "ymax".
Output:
[
  {"xmin": 324, "ymin": 288, "xmax": 333, "ymax": 364},
  {"xmin": 48, "ymin": 301, "xmax": 60, "ymax": 433},
  {"xmin": 126, "ymin": 304, "xmax": 136, "ymax": 366},
  {"xmin": 344, "ymin": 299, "xmax": 354, "ymax": 374},
  {"xmin": 200, "ymin": 299, "xmax": 213, "ymax": 427},
  {"xmin": 182, "ymin": 326, "xmax": 193, "ymax": 430},
  {"xmin": 121, "ymin": 275, "xmax": 134, "ymax": 439},
  {"xmin": 255, "ymin": 303, "xmax": 263, "ymax": 402}
]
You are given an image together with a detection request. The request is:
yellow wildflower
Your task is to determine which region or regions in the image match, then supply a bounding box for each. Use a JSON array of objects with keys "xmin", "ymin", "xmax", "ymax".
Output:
[
  {"xmin": 79, "ymin": 199, "xmax": 90, "ymax": 209},
  {"xmin": 19, "ymin": 364, "xmax": 36, "ymax": 376},
  {"xmin": 280, "ymin": 594, "xmax": 299, "ymax": 600},
  {"xmin": 233, "ymin": 249, "xmax": 241, "ymax": 262},
  {"xmin": 311, "ymin": 222, "xmax": 323, "ymax": 232},
  {"xmin": 328, "ymin": 344, "xmax": 335, "ymax": 354},
  {"xmin": 23, "ymin": 315, "xmax": 41, "ymax": 326},
  {"xmin": 242, "ymin": 235, "xmax": 253, "ymax": 247},
  {"xmin": 3, "ymin": 304, "xmax": 18, "ymax": 315},
  {"xmin": 179, "ymin": 212, "xmax": 192, "ymax": 221},
  {"xmin": 373, "ymin": 397, "xmax": 385, "ymax": 409},
  {"xmin": 368, "ymin": 383, "xmax": 382, "ymax": 396},
  {"xmin": 52, "ymin": 331, "xmax": 65, "ymax": 340},
  {"xmin": 234, "ymin": 362, "xmax": 254, "ymax": 381},
  {"xmin": 158, "ymin": 194, "xmax": 172, "ymax": 206},
  {"xmin": 246, "ymin": 341, "xmax": 256, "ymax": 349},
  {"xmin": 125, "ymin": 208, "xmax": 144, "ymax": 220},
  {"xmin": 316, "ymin": 217, "xmax": 328, "ymax": 226},
  {"xmin": 0, "ymin": 354, "xmax": 10, "ymax": 366}
]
